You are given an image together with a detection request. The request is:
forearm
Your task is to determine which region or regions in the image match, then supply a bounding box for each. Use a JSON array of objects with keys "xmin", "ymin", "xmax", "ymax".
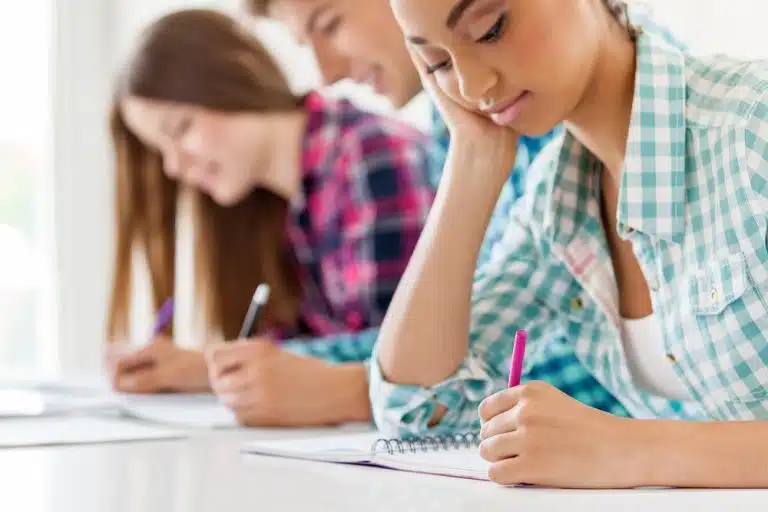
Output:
[
  {"xmin": 281, "ymin": 328, "xmax": 378, "ymax": 364},
  {"xmin": 636, "ymin": 419, "xmax": 768, "ymax": 487},
  {"xmin": 316, "ymin": 363, "xmax": 371, "ymax": 424},
  {"xmin": 376, "ymin": 148, "xmax": 508, "ymax": 387}
]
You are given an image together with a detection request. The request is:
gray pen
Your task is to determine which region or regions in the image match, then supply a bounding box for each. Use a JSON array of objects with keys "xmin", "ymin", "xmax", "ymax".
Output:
[{"xmin": 238, "ymin": 283, "xmax": 271, "ymax": 339}]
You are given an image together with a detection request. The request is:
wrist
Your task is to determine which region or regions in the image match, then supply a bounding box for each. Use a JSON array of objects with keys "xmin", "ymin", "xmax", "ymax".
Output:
[
  {"xmin": 321, "ymin": 363, "xmax": 371, "ymax": 424},
  {"xmin": 626, "ymin": 419, "xmax": 688, "ymax": 487},
  {"xmin": 442, "ymin": 144, "xmax": 516, "ymax": 201}
]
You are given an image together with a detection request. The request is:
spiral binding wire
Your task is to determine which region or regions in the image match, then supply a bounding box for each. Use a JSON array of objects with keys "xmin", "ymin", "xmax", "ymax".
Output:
[{"xmin": 370, "ymin": 431, "xmax": 480, "ymax": 455}]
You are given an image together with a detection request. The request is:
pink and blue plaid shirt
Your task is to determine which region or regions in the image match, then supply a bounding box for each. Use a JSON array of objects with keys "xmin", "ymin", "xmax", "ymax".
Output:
[{"xmin": 277, "ymin": 92, "xmax": 434, "ymax": 348}]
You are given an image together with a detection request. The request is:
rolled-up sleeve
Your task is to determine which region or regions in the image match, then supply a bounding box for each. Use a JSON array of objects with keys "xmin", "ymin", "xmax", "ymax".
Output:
[{"xmin": 368, "ymin": 212, "xmax": 557, "ymax": 437}]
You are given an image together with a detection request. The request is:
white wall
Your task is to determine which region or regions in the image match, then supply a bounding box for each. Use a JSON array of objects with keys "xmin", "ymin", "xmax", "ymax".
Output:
[{"xmin": 53, "ymin": 0, "xmax": 117, "ymax": 376}]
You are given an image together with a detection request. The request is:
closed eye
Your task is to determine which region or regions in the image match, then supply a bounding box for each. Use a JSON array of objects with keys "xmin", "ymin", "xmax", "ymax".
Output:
[
  {"xmin": 426, "ymin": 60, "xmax": 451, "ymax": 75},
  {"xmin": 475, "ymin": 13, "xmax": 507, "ymax": 44},
  {"xmin": 319, "ymin": 15, "xmax": 342, "ymax": 36},
  {"xmin": 171, "ymin": 117, "xmax": 192, "ymax": 139}
]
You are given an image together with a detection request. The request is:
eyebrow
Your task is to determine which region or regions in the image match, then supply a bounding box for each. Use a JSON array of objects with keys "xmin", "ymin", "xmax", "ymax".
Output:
[
  {"xmin": 446, "ymin": 0, "xmax": 479, "ymax": 29},
  {"xmin": 306, "ymin": 4, "xmax": 330, "ymax": 35},
  {"xmin": 406, "ymin": 0, "xmax": 480, "ymax": 46}
]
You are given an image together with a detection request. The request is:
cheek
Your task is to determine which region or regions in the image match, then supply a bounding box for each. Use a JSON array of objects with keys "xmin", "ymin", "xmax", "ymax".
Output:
[
  {"xmin": 201, "ymin": 119, "xmax": 246, "ymax": 160},
  {"xmin": 192, "ymin": 120, "xmax": 227, "ymax": 156},
  {"xmin": 518, "ymin": 13, "xmax": 595, "ymax": 92}
]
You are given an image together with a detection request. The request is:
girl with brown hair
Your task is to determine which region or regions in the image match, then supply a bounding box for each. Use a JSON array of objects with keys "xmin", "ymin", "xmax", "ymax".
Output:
[{"xmin": 106, "ymin": 8, "xmax": 434, "ymax": 427}]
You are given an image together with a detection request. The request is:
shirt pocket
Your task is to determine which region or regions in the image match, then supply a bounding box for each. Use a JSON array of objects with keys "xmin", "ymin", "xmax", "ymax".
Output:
[{"xmin": 685, "ymin": 252, "xmax": 768, "ymax": 419}]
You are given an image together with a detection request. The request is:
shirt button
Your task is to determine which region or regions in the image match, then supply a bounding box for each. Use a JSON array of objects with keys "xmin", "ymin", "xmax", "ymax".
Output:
[
  {"xmin": 666, "ymin": 353, "xmax": 677, "ymax": 364},
  {"xmin": 649, "ymin": 279, "xmax": 660, "ymax": 292},
  {"xmin": 710, "ymin": 289, "xmax": 719, "ymax": 303},
  {"xmin": 570, "ymin": 297, "xmax": 584, "ymax": 311}
]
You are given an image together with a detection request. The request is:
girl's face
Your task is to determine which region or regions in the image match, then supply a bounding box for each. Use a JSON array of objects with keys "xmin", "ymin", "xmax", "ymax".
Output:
[
  {"xmin": 121, "ymin": 96, "xmax": 264, "ymax": 206},
  {"xmin": 390, "ymin": 0, "xmax": 604, "ymax": 134}
]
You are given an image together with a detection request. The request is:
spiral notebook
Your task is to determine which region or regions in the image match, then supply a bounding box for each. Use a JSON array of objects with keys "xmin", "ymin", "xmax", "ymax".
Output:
[{"xmin": 241, "ymin": 431, "xmax": 489, "ymax": 480}]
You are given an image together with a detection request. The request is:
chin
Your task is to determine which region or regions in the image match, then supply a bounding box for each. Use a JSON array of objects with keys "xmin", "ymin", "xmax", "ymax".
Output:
[
  {"xmin": 388, "ymin": 80, "xmax": 423, "ymax": 110},
  {"xmin": 210, "ymin": 189, "xmax": 239, "ymax": 207},
  {"xmin": 512, "ymin": 108, "xmax": 567, "ymax": 139}
]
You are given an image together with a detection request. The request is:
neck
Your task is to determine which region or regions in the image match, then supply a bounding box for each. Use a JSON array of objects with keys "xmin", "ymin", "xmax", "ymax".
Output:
[
  {"xmin": 564, "ymin": 20, "xmax": 637, "ymax": 185},
  {"xmin": 253, "ymin": 109, "xmax": 308, "ymax": 202}
]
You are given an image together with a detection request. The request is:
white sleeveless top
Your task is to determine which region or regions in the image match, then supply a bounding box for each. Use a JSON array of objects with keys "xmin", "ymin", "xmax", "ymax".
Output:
[{"xmin": 621, "ymin": 314, "xmax": 693, "ymax": 401}]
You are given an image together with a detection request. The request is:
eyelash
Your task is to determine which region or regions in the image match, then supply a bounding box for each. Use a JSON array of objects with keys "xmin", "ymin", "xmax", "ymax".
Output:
[
  {"xmin": 320, "ymin": 15, "xmax": 342, "ymax": 36},
  {"xmin": 425, "ymin": 13, "xmax": 508, "ymax": 75},
  {"xmin": 477, "ymin": 12, "xmax": 507, "ymax": 44},
  {"xmin": 173, "ymin": 118, "xmax": 191, "ymax": 138}
]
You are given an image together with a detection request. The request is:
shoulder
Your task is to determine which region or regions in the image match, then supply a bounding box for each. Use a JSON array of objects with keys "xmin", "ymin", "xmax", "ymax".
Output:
[
  {"xmin": 304, "ymin": 92, "xmax": 431, "ymax": 184},
  {"xmin": 308, "ymin": 92, "xmax": 428, "ymax": 153},
  {"xmin": 684, "ymin": 54, "xmax": 768, "ymax": 129}
]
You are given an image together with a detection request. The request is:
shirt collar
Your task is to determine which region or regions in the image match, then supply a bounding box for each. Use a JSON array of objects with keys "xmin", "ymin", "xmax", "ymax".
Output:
[
  {"xmin": 543, "ymin": 32, "xmax": 688, "ymax": 245},
  {"xmin": 616, "ymin": 32, "xmax": 687, "ymax": 242}
]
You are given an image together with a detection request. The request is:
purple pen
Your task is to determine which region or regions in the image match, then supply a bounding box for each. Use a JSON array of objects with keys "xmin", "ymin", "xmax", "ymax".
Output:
[{"xmin": 152, "ymin": 297, "xmax": 174, "ymax": 337}]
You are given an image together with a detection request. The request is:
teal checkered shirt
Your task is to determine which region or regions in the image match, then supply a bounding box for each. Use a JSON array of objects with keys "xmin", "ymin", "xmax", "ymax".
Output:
[{"xmin": 369, "ymin": 25, "xmax": 768, "ymax": 436}]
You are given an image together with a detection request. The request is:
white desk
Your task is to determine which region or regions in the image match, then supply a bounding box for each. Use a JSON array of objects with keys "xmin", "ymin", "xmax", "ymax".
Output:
[{"xmin": 0, "ymin": 426, "xmax": 766, "ymax": 512}]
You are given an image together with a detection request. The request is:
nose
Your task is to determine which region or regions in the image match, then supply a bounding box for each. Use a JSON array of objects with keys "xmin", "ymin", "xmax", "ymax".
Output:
[
  {"xmin": 162, "ymin": 145, "xmax": 192, "ymax": 180},
  {"xmin": 453, "ymin": 56, "xmax": 498, "ymax": 106},
  {"xmin": 312, "ymin": 42, "xmax": 350, "ymax": 86}
]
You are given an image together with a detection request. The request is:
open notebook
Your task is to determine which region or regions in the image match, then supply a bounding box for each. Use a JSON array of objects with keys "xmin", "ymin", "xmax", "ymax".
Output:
[{"xmin": 242, "ymin": 431, "xmax": 489, "ymax": 481}]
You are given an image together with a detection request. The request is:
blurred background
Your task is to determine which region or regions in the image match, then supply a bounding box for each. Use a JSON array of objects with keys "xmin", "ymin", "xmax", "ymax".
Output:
[{"xmin": 0, "ymin": 0, "xmax": 765, "ymax": 381}]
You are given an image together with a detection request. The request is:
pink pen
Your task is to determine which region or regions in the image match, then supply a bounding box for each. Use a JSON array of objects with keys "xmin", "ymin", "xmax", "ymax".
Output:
[{"xmin": 508, "ymin": 329, "xmax": 527, "ymax": 387}]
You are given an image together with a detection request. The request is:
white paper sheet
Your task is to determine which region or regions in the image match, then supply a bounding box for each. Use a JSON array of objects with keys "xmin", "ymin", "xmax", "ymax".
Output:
[
  {"xmin": 0, "ymin": 416, "xmax": 184, "ymax": 447},
  {"xmin": 115, "ymin": 393, "xmax": 238, "ymax": 428}
]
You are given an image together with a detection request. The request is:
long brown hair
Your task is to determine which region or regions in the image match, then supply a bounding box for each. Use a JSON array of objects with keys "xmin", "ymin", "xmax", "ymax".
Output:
[{"xmin": 107, "ymin": 9, "xmax": 304, "ymax": 343}]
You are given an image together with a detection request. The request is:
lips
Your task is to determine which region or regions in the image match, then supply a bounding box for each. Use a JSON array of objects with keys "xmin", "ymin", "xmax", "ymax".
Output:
[{"xmin": 482, "ymin": 91, "xmax": 531, "ymax": 126}]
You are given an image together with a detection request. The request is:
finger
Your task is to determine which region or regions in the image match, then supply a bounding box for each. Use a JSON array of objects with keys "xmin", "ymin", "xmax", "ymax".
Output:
[
  {"xmin": 479, "ymin": 407, "xmax": 519, "ymax": 440},
  {"xmin": 211, "ymin": 369, "xmax": 252, "ymax": 397},
  {"xmin": 206, "ymin": 340, "xmax": 266, "ymax": 375},
  {"xmin": 479, "ymin": 432, "xmax": 523, "ymax": 463},
  {"xmin": 488, "ymin": 456, "xmax": 531, "ymax": 487},
  {"xmin": 112, "ymin": 349, "xmax": 156, "ymax": 379},
  {"xmin": 479, "ymin": 387, "xmax": 523, "ymax": 422},
  {"xmin": 231, "ymin": 406, "xmax": 265, "ymax": 428},
  {"xmin": 115, "ymin": 366, "xmax": 162, "ymax": 393},
  {"xmin": 218, "ymin": 388, "xmax": 262, "ymax": 410},
  {"xmin": 405, "ymin": 45, "xmax": 449, "ymax": 102}
]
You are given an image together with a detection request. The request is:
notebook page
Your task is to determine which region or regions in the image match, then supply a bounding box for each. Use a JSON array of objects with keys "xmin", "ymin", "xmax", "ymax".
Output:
[
  {"xmin": 115, "ymin": 393, "xmax": 238, "ymax": 428},
  {"xmin": 242, "ymin": 432, "xmax": 382, "ymax": 463},
  {"xmin": 0, "ymin": 388, "xmax": 115, "ymax": 417},
  {"xmin": 374, "ymin": 448, "xmax": 490, "ymax": 480},
  {"xmin": 0, "ymin": 416, "xmax": 184, "ymax": 447}
]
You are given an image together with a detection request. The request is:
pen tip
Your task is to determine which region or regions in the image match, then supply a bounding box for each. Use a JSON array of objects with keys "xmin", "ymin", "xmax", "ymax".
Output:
[{"xmin": 254, "ymin": 283, "xmax": 271, "ymax": 305}]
